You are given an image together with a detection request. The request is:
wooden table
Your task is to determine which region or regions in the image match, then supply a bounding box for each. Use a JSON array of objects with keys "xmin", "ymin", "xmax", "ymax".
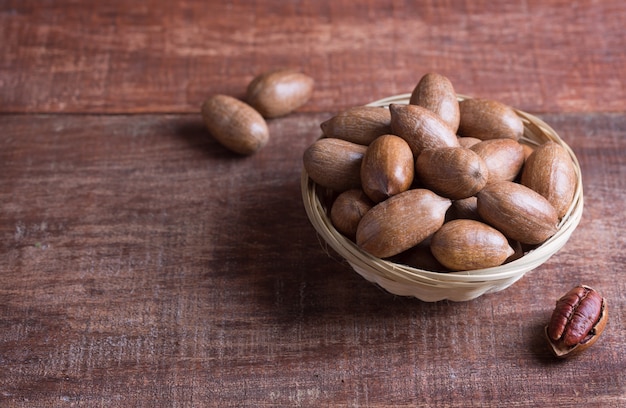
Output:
[{"xmin": 2, "ymin": 1, "xmax": 625, "ymax": 406}]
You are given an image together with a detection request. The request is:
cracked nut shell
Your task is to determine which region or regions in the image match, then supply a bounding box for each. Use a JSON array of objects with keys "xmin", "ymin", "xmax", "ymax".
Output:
[{"xmin": 545, "ymin": 285, "xmax": 608, "ymax": 358}]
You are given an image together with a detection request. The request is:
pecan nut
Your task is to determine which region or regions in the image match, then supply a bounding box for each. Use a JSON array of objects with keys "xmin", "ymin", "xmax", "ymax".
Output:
[{"xmin": 545, "ymin": 285, "xmax": 608, "ymax": 358}]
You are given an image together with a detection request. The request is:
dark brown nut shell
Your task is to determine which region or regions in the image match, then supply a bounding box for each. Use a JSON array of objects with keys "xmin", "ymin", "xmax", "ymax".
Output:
[
  {"xmin": 246, "ymin": 69, "xmax": 314, "ymax": 118},
  {"xmin": 415, "ymin": 147, "xmax": 489, "ymax": 200},
  {"xmin": 446, "ymin": 196, "xmax": 480, "ymax": 222},
  {"xmin": 521, "ymin": 141, "xmax": 577, "ymax": 219},
  {"xmin": 356, "ymin": 189, "xmax": 451, "ymax": 258},
  {"xmin": 303, "ymin": 138, "xmax": 367, "ymax": 192},
  {"xmin": 321, "ymin": 106, "xmax": 391, "ymax": 145},
  {"xmin": 505, "ymin": 239, "xmax": 525, "ymax": 264},
  {"xmin": 430, "ymin": 219, "xmax": 515, "ymax": 271},
  {"xmin": 470, "ymin": 138, "xmax": 525, "ymax": 183},
  {"xmin": 201, "ymin": 94, "xmax": 269, "ymax": 155},
  {"xmin": 409, "ymin": 72, "xmax": 460, "ymax": 132},
  {"xmin": 476, "ymin": 181, "xmax": 559, "ymax": 245},
  {"xmin": 330, "ymin": 189, "xmax": 374, "ymax": 239},
  {"xmin": 389, "ymin": 103, "xmax": 460, "ymax": 157},
  {"xmin": 545, "ymin": 285, "xmax": 608, "ymax": 358},
  {"xmin": 458, "ymin": 98, "xmax": 524, "ymax": 141},
  {"xmin": 361, "ymin": 134, "xmax": 414, "ymax": 202},
  {"xmin": 389, "ymin": 241, "xmax": 450, "ymax": 272}
]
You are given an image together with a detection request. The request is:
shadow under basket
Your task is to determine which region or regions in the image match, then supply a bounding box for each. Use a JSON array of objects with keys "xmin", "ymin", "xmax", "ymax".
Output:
[{"xmin": 301, "ymin": 93, "xmax": 584, "ymax": 302}]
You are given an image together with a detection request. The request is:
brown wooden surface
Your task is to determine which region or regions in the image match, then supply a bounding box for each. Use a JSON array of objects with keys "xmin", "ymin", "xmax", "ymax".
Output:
[{"xmin": 1, "ymin": 1, "xmax": 625, "ymax": 407}]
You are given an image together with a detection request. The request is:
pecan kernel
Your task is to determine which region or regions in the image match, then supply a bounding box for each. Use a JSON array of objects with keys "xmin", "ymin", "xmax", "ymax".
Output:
[
  {"xmin": 547, "ymin": 285, "xmax": 602, "ymax": 346},
  {"xmin": 545, "ymin": 285, "xmax": 608, "ymax": 358}
]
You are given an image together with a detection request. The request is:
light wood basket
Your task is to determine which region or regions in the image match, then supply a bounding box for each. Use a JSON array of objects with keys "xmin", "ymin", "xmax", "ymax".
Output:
[{"xmin": 301, "ymin": 94, "xmax": 584, "ymax": 302}]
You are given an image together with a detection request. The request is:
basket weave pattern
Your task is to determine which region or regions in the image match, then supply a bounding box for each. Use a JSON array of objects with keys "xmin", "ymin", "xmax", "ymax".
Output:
[{"xmin": 301, "ymin": 94, "xmax": 583, "ymax": 302}]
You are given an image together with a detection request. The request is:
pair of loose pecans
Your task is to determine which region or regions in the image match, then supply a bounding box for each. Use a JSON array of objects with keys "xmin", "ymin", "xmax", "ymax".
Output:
[
  {"xmin": 303, "ymin": 73, "xmax": 578, "ymax": 271},
  {"xmin": 201, "ymin": 69, "xmax": 314, "ymax": 155}
]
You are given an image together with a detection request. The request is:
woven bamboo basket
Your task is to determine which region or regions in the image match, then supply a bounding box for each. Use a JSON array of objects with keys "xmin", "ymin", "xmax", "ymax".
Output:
[{"xmin": 301, "ymin": 93, "xmax": 584, "ymax": 302}]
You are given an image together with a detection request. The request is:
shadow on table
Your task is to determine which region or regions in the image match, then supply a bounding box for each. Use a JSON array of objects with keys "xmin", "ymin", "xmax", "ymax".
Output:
[
  {"xmin": 172, "ymin": 114, "xmax": 464, "ymax": 328},
  {"xmin": 171, "ymin": 119, "xmax": 562, "ymax": 364},
  {"xmin": 174, "ymin": 117, "xmax": 253, "ymax": 160},
  {"xmin": 231, "ymin": 174, "xmax": 458, "ymax": 321},
  {"xmin": 528, "ymin": 321, "xmax": 571, "ymax": 365}
]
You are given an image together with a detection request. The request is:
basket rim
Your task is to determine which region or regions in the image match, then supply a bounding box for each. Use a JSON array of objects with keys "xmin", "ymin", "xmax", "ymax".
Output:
[{"xmin": 301, "ymin": 93, "xmax": 583, "ymax": 287}]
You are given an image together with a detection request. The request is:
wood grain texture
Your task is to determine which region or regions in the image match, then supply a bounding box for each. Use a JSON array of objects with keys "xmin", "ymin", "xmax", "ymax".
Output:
[
  {"xmin": 1, "ymin": 0, "xmax": 625, "ymax": 114},
  {"xmin": 2, "ymin": 0, "xmax": 625, "ymax": 406},
  {"xmin": 1, "ymin": 112, "xmax": 625, "ymax": 407}
]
